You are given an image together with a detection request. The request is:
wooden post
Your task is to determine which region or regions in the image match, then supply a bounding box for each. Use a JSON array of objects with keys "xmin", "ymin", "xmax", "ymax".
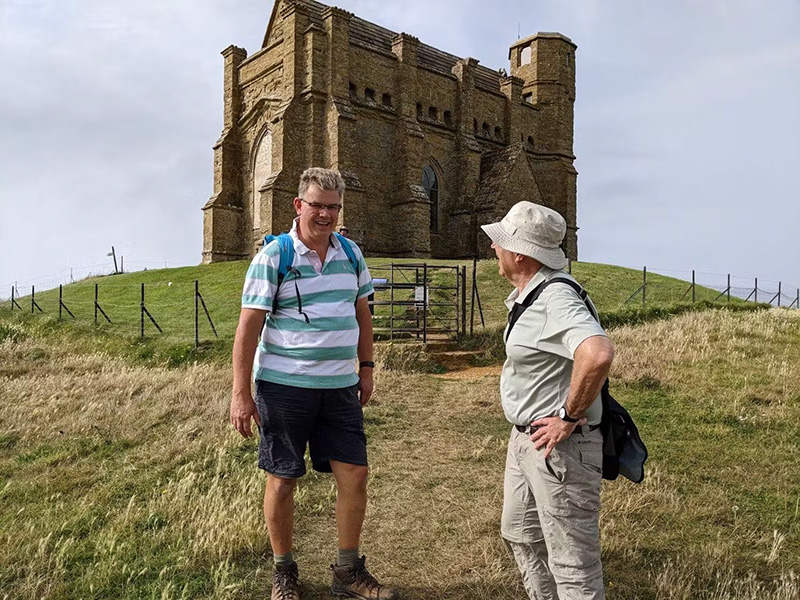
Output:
[
  {"xmin": 692, "ymin": 270, "xmax": 696, "ymax": 303},
  {"xmin": 59, "ymin": 285, "xmax": 63, "ymax": 321},
  {"xmin": 390, "ymin": 264, "xmax": 395, "ymax": 342},
  {"xmin": 140, "ymin": 283, "xmax": 145, "ymax": 338},
  {"xmin": 727, "ymin": 274, "xmax": 731, "ymax": 302},
  {"xmin": 94, "ymin": 284, "xmax": 98, "ymax": 324},
  {"xmin": 754, "ymin": 278, "xmax": 758, "ymax": 303},
  {"xmin": 461, "ymin": 265, "xmax": 467, "ymax": 338},
  {"xmin": 778, "ymin": 282, "xmax": 782, "ymax": 307},
  {"xmin": 470, "ymin": 258, "xmax": 476, "ymax": 336},
  {"xmin": 422, "ymin": 264, "xmax": 428, "ymax": 344},
  {"xmin": 642, "ymin": 267, "xmax": 647, "ymax": 304},
  {"xmin": 194, "ymin": 280, "xmax": 199, "ymax": 348},
  {"xmin": 455, "ymin": 265, "xmax": 460, "ymax": 336}
]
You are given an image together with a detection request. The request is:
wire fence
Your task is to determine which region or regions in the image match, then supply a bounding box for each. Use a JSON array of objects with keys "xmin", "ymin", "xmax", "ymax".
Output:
[
  {"xmin": 0, "ymin": 263, "xmax": 797, "ymax": 347},
  {"xmin": 621, "ymin": 266, "xmax": 800, "ymax": 309}
]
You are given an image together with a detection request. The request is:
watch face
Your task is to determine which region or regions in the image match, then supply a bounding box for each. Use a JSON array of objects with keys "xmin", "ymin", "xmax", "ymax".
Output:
[{"xmin": 559, "ymin": 407, "xmax": 577, "ymax": 422}]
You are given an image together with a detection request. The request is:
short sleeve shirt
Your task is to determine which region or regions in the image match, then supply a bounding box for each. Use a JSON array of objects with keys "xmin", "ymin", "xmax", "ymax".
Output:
[
  {"xmin": 241, "ymin": 219, "xmax": 374, "ymax": 389},
  {"xmin": 500, "ymin": 267, "xmax": 607, "ymax": 426}
]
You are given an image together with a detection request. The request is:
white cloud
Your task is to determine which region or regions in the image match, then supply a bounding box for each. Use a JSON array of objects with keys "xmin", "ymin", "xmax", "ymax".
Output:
[{"xmin": 1, "ymin": 0, "xmax": 799, "ymax": 293}]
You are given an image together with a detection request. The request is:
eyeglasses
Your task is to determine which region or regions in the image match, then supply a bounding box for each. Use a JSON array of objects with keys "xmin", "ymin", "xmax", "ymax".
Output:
[{"xmin": 300, "ymin": 198, "xmax": 342, "ymax": 212}]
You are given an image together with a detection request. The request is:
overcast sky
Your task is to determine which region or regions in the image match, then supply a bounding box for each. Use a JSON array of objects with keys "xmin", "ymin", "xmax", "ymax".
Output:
[{"xmin": 2, "ymin": 0, "xmax": 799, "ymax": 298}]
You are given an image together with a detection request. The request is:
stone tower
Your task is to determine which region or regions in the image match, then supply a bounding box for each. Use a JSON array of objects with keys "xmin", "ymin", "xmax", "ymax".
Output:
[
  {"xmin": 202, "ymin": 0, "xmax": 579, "ymax": 263},
  {"xmin": 508, "ymin": 33, "xmax": 578, "ymax": 259}
]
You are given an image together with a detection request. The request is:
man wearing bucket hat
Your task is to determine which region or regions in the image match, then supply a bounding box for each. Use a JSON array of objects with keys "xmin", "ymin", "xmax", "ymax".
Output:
[{"xmin": 482, "ymin": 201, "xmax": 615, "ymax": 599}]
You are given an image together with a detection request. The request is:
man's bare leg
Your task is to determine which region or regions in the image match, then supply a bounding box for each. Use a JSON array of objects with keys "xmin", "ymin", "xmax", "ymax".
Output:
[
  {"xmin": 329, "ymin": 460, "xmax": 397, "ymax": 599},
  {"xmin": 264, "ymin": 473, "xmax": 297, "ymax": 555},
  {"xmin": 330, "ymin": 460, "xmax": 368, "ymax": 552}
]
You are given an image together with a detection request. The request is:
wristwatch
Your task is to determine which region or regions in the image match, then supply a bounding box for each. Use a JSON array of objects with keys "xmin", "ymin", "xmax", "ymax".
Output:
[
  {"xmin": 359, "ymin": 361, "xmax": 375, "ymax": 369},
  {"xmin": 558, "ymin": 406, "xmax": 580, "ymax": 423}
]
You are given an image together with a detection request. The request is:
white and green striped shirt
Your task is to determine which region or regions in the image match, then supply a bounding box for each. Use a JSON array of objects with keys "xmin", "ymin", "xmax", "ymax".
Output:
[{"xmin": 242, "ymin": 220, "xmax": 373, "ymax": 389}]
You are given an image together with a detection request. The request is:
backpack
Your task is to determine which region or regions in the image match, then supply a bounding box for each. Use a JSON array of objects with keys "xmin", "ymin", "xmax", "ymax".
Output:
[
  {"xmin": 506, "ymin": 276, "xmax": 649, "ymax": 483},
  {"xmin": 262, "ymin": 232, "xmax": 362, "ymax": 318}
]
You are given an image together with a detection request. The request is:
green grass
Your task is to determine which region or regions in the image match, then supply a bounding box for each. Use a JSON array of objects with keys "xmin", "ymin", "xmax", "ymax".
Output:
[
  {"xmin": 1, "ymin": 308, "xmax": 798, "ymax": 599},
  {"xmin": 0, "ymin": 259, "xmax": 763, "ymax": 368}
]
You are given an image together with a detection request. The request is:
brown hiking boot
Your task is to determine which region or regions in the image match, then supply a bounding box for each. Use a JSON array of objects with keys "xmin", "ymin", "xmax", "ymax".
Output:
[
  {"xmin": 330, "ymin": 556, "xmax": 398, "ymax": 600},
  {"xmin": 272, "ymin": 561, "xmax": 300, "ymax": 600}
]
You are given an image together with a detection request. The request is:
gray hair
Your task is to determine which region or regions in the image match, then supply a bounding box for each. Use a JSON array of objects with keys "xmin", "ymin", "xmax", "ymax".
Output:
[{"xmin": 298, "ymin": 167, "xmax": 345, "ymax": 199}]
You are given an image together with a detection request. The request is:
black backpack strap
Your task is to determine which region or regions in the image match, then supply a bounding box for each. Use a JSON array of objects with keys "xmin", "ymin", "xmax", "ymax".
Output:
[{"xmin": 506, "ymin": 276, "xmax": 596, "ymax": 341}]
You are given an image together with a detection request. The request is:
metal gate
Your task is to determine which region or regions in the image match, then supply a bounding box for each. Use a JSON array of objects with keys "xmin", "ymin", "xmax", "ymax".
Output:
[{"xmin": 368, "ymin": 263, "xmax": 467, "ymax": 342}]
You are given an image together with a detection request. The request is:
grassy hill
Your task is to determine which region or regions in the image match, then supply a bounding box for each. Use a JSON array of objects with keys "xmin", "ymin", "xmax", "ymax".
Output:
[
  {"xmin": 0, "ymin": 301, "xmax": 798, "ymax": 599},
  {"xmin": 0, "ymin": 259, "xmax": 756, "ymax": 366}
]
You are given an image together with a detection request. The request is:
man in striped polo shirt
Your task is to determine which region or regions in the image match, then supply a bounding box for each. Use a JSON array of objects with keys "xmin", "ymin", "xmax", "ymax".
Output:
[{"xmin": 230, "ymin": 168, "xmax": 397, "ymax": 600}]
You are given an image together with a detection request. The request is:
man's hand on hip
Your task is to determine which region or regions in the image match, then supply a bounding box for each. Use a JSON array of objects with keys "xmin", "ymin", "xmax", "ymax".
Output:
[
  {"xmin": 358, "ymin": 370, "xmax": 374, "ymax": 406},
  {"xmin": 529, "ymin": 415, "xmax": 587, "ymax": 459},
  {"xmin": 230, "ymin": 390, "xmax": 261, "ymax": 438}
]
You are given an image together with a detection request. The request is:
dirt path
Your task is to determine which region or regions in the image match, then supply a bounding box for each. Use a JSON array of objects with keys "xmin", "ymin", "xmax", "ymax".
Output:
[{"xmin": 433, "ymin": 364, "xmax": 502, "ymax": 379}]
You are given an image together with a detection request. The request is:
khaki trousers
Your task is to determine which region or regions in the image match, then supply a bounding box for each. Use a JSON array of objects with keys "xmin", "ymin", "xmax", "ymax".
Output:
[{"xmin": 501, "ymin": 426, "xmax": 604, "ymax": 600}]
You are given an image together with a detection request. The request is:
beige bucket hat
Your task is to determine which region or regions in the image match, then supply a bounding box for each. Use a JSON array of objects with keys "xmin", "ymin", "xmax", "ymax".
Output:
[{"xmin": 480, "ymin": 201, "xmax": 568, "ymax": 270}]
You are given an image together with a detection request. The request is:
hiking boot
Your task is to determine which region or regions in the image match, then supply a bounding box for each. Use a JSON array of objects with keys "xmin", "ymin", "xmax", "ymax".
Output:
[
  {"xmin": 330, "ymin": 555, "xmax": 398, "ymax": 600},
  {"xmin": 272, "ymin": 561, "xmax": 300, "ymax": 600}
]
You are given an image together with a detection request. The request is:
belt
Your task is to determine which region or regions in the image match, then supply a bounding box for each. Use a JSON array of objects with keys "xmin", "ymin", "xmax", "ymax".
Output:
[{"xmin": 515, "ymin": 423, "xmax": 600, "ymax": 435}]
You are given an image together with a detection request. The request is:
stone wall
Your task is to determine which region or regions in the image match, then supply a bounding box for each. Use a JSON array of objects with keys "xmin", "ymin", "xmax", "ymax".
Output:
[{"xmin": 202, "ymin": 0, "xmax": 579, "ymax": 264}]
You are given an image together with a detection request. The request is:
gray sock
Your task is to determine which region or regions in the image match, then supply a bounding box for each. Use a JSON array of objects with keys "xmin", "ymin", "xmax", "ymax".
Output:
[
  {"xmin": 337, "ymin": 547, "xmax": 359, "ymax": 568},
  {"xmin": 274, "ymin": 551, "xmax": 294, "ymax": 568}
]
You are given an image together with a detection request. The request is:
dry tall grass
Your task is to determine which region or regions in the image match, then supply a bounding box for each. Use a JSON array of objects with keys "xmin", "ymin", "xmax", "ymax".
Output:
[{"xmin": 1, "ymin": 308, "xmax": 798, "ymax": 599}]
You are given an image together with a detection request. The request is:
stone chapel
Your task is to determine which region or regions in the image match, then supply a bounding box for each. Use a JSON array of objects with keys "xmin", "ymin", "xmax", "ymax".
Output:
[{"xmin": 202, "ymin": 0, "xmax": 578, "ymax": 262}]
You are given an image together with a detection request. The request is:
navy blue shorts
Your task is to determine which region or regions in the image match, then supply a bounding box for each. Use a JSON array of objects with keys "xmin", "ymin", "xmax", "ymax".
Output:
[{"xmin": 253, "ymin": 380, "xmax": 367, "ymax": 478}]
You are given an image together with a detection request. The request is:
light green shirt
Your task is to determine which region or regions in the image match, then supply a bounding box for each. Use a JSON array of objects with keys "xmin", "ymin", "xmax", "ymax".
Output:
[{"xmin": 501, "ymin": 266, "xmax": 607, "ymax": 426}]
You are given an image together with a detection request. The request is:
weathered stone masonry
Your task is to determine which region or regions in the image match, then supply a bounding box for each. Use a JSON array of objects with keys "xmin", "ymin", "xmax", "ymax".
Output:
[{"xmin": 202, "ymin": 0, "xmax": 578, "ymax": 262}]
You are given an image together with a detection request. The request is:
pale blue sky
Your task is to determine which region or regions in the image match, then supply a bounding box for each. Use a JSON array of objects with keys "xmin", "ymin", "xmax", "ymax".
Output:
[{"xmin": 1, "ymin": 0, "xmax": 798, "ymax": 298}]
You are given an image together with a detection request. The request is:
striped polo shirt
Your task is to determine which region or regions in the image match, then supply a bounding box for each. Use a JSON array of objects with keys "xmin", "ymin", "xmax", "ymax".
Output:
[{"xmin": 241, "ymin": 219, "xmax": 374, "ymax": 389}]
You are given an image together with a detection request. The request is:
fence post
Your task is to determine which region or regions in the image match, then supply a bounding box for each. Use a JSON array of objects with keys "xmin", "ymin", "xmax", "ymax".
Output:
[
  {"xmin": 727, "ymin": 274, "xmax": 731, "ymax": 302},
  {"xmin": 470, "ymin": 258, "xmax": 476, "ymax": 336},
  {"xmin": 94, "ymin": 284, "xmax": 98, "ymax": 324},
  {"xmin": 455, "ymin": 264, "xmax": 460, "ymax": 336},
  {"xmin": 692, "ymin": 270, "xmax": 696, "ymax": 303},
  {"xmin": 390, "ymin": 264, "xmax": 395, "ymax": 342},
  {"xmin": 140, "ymin": 283, "xmax": 145, "ymax": 338},
  {"xmin": 461, "ymin": 265, "xmax": 467, "ymax": 338},
  {"xmin": 11, "ymin": 287, "xmax": 21, "ymax": 311},
  {"xmin": 778, "ymin": 282, "xmax": 782, "ymax": 307},
  {"xmin": 754, "ymin": 277, "xmax": 758, "ymax": 303},
  {"xmin": 422, "ymin": 264, "xmax": 428, "ymax": 344},
  {"xmin": 31, "ymin": 285, "xmax": 35, "ymax": 314},
  {"xmin": 642, "ymin": 267, "xmax": 647, "ymax": 305},
  {"xmin": 194, "ymin": 280, "xmax": 199, "ymax": 348},
  {"xmin": 796, "ymin": 288, "xmax": 799, "ymax": 309},
  {"xmin": 59, "ymin": 285, "xmax": 63, "ymax": 321}
]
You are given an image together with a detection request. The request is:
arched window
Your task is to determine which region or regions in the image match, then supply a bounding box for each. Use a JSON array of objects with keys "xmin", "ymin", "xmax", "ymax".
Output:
[
  {"xmin": 252, "ymin": 129, "xmax": 272, "ymax": 232},
  {"xmin": 422, "ymin": 165, "xmax": 439, "ymax": 233},
  {"xmin": 520, "ymin": 46, "xmax": 531, "ymax": 65}
]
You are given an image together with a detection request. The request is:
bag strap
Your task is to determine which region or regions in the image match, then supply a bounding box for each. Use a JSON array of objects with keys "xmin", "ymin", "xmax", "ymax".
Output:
[
  {"xmin": 506, "ymin": 276, "xmax": 596, "ymax": 340},
  {"xmin": 333, "ymin": 232, "xmax": 361, "ymax": 278},
  {"xmin": 270, "ymin": 233, "xmax": 297, "ymax": 316}
]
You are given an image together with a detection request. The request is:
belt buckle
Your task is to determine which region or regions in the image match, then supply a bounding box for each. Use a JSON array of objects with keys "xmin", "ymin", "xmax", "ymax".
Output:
[{"xmin": 516, "ymin": 424, "xmax": 538, "ymax": 435}]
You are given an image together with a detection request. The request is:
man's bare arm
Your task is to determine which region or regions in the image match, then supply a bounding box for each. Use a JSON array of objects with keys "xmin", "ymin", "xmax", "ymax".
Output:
[
  {"xmin": 563, "ymin": 335, "xmax": 615, "ymax": 419},
  {"xmin": 531, "ymin": 335, "xmax": 614, "ymax": 457},
  {"xmin": 354, "ymin": 296, "xmax": 374, "ymax": 406},
  {"xmin": 230, "ymin": 307, "xmax": 267, "ymax": 438}
]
